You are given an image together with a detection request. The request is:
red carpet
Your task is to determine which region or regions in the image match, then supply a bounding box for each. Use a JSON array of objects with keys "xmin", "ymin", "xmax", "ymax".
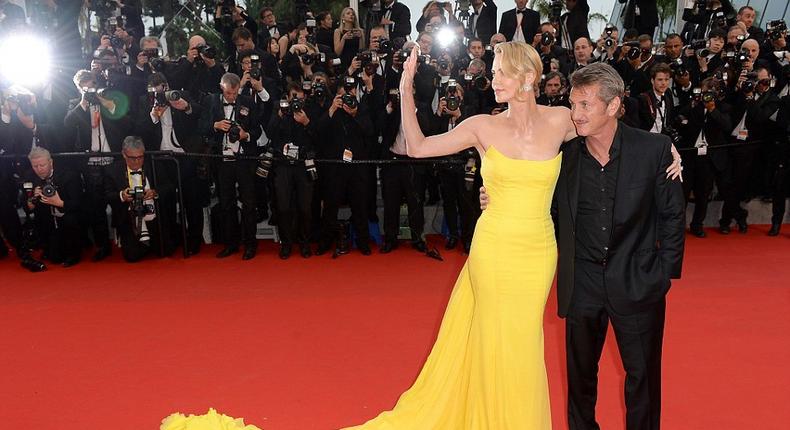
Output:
[{"xmin": 1, "ymin": 227, "xmax": 788, "ymax": 429}]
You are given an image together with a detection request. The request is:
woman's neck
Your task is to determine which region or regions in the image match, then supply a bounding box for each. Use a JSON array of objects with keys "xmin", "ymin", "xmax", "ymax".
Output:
[{"xmin": 506, "ymin": 96, "xmax": 539, "ymax": 130}]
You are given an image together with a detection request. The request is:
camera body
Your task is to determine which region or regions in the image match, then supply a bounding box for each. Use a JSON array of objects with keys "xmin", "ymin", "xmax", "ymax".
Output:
[
  {"xmin": 280, "ymin": 97, "xmax": 304, "ymax": 115},
  {"xmin": 128, "ymin": 186, "xmax": 155, "ymax": 218},
  {"xmin": 83, "ymin": 87, "xmax": 108, "ymax": 106},
  {"xmin": 256, "ymin": 148, "xmax": 274, "ymax": 178},
  {"xmin": 767, "ymin": 20, "xmax": 788, "ymax": 41},
  {"xmin": 356, "ymin": 51, "xmax": 379, "ymax": 67},
  {"xmin": 397, "ymin": 48, "xmax": 430, "ymax": 64},
  {"xmin": 342, "ymin": 93, "xmax": 358, "ymax": 108},
  {"xmin": 378, "ymin": 38, "xmax": 392, "ymax": 55},
  {"xmin": 226, "ymin": 121, "xmax": 242, "ymax": 143},
  {"xmin": 7, "ymin": 93, "xmax": 35, "ymax": 116},
  {"xmin": 248, "ymin": 54, "xmax": 262, "ymax": 80},
  {"xmin": 624, "ymin": 41, "xmax": 642, "ymax": 60},
  {"xmin": 41, "ymin": 181, "xmax": 57, "ymax": 198},
  {"xmin": 150, "ymin": 89, "xmax": 182, "ymax": 107},
  {"xmin": 444, "ymin": 79, "xmax": 460, "ymax": 113},
  {"xmin": 540, "ymin": 31, "xmax": 555, "ymax": 47},
  {"xmin": 388, "ymin": 88, "xmax": 400, "ymax": 105},
  {"xmin": 311, "ymin": 82, "xmax": 327, "ymax": 99},
  {"xmin": 195, "ymin": 44, "xmax": 217, "ymax": 66}
]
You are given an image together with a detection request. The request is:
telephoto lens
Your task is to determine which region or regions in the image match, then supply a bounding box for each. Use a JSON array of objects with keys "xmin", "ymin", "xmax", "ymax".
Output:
[{"xmin": 256, "ymin": 149, "xmax": 274, "ymax": 178}]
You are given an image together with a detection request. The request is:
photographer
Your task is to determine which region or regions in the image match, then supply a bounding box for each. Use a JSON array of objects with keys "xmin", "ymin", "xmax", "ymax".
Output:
[
  {"xmin": 571, "ymin": 36, "xmax": 596, "ymax": 71},
  {"xmin": 375, "ymin": 0, "xmax": 412, "ymax": 41},
  {"xmin": 1, "ymin": 88, "xmax": 61, "ymax": 174},
  {"xmin": 461, "ymin": 58, "xmax": 496, "ymax": 115},
  {"xmin": 104, "ymin": 136, "xmax": 174, "ymax": 263},
  {"xmin": 537, "ymin": 71, "xmax": 570, "ymax": 107},
  {"xmin": 368, "ymin": 25, "xmax": 392, "ymax": 76},
  {"xmin": 199, "ymin": 73, "xmax": 262, "ymax": 260},
  {"xmin": 257, "ymin": 7, "xmax": 286, "ymax": 48},
  {"xmin": 769, "ymin": 85, "xmax": 790, "ymax": 236},
  {"xmin": 558, "ymin": 0, "xmax": 590, "ymax": 51},
  {"xmin": 214, "ymin": 0, "xmax": 258, "ymax": 58},
  {"xmin": 432, "ymin": 81, "xmax": 479, "ymax": 253},
  {"xmin": 136, "ymin": 73, "xmax": 206, "ymax": 256},
  {"xmin": 638, "ymin": 63, "xmax": 677, "ymax": 134},
  {"xmin": 725, "ymin": 66, "xmax": 781, "ymax": 233},
  {"xmin": 63, "ymin": 69, "xmax": 130, "ymax": 262},
  {"xmin": 533, "ymin": 22, "xmax": 572, "ymax": 77},
  {"xmin": 169, "ymin": 35, "xmax": 225, "ymax": 99},
  {"xmin": 682, "ymin": 0, "xmax": 736, "ymax": 41},
  {"xmin": 237, "ymin": 49, "xmax": 277, "ymax": 124},
  {"xmin": 24, "ymin": 148, "xmax": 82, "ymax": 266},
  {"xmin": 283, "ymin": 40, "xmax": 327, "ymax": 86},
  {"xmin": 620, "ymin": 0, "xmax": 659, "ymax": 38},
  {"xmin": 679, "ymin": 78, "xmax": 734, "ymax": 238},
  {"xmin": 736, "ymin": 6, "xmax": 764, "ymax": 44},
  {"xmin": 267, "ymin": 83, "xmax": 317, "ymax": 259},
  {"xmin": 593, "ymin": 24, "xmax": 620, "ymax": 64},
  {"xmin": 314, "ymin": 76, "xmax": 375, "ymax": 256}
]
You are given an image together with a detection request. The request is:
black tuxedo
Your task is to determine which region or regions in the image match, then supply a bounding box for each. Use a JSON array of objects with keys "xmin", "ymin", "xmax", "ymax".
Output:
[
  {"xmin": 637, "ymin": 90, "xmax": 676, "ymax": 132},
  {"xmin": 63, "ymin": 99, "xmax": 130, "ymax": 154},
  {"xmin": 553, "ymin": 122, "xmax": 685, "ymax": 430},
  {"xmin": 377, "ymin": 1, "xmax": 411, "ymax": 41},
  {"xmin": 468, "ymin": 0, "xmax": 497, "ymax": 44},
  {"xmin": 621, "ymin": 0, "xmax": 660, "ymax": 37},
  {"xmin": 104, "ymin": 160, "xmax": 175, "ymax": 262},
  {"xmin": 499, "ymin": 8, "xmax": 540, "ymax": 43},
  {"xmin": 199, "ymin": 93, "xmax": 262, "ymax": 156},
  {"xmin": 29, "ymin": 167, "xmax": 83, "ymax": 264}
]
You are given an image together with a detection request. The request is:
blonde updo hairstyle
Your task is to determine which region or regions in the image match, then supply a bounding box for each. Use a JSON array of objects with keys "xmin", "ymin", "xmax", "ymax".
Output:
[{"xmin": 493, "ymin": 41, "xmax": 543, "ymax": 99}]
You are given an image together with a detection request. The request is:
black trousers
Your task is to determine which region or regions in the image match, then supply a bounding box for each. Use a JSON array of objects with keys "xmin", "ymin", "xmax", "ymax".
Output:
[
  {"xmin": 319, "ymin": 164, "xmax": 370, "ymax": 247},
  {"xmin": 217, "ymin": 159, "xmax": 257, "ymax": 249},
  {"xmin": 0, "ymin": 177, "xmax": 22, "ymax": 250},
  {"xmin": 771, "ymin": 148, "xmax": 789, "ymax": 225},
  {"xmin": 681, "ymin": 153, "xmax": 728, "ymax": 229},
  {"xmin": 82, "ymin": 164, "xmax": 112, "ymax": 249},
  {"xmin": 155, "ymin": 159, "xmax": 205, "ymax": 249},
  {"xmin": 36, "ymin": 213, "xmax": 81, "ymax": 262},
  {"xmin": 117, "ymin": 217, "xmax": 170, "ymax": 262},
  {"xmin": 381, "ymin": 160, "xmax": 426, "ymax": 242},
  {"xmin": 722, "ymin": 144, "xmax": 755, "ymax": 224},
  {"xmin": 438, "ymin": 167, "xmax": 481, "ymax": 246},
  {"xmin": 567, "ymin": 259, "xmax": 666, "ymax": 430},
  {"xmin": 273, "ymin": 163, "xmax": 314, "ymax": 245}
]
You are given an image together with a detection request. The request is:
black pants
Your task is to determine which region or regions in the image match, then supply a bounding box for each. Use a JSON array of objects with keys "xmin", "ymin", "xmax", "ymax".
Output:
[
  {"xmin": 117, "ymin": 217, "xmax": 169, "ymax": 262},
  {"xmin": 36, "ymin": 213, "xmax": 81, "ymax": 263},
  {"xmin": 273, "ymin": 163, "xmax": 314, "ymax": 245},
  {"xmin": 681, "ymin": 154, "xmax": 728, "ymax": 229},
  {"xmin": 0, "ymin": 177, "xmax": 22, "ymax": 250},
  {"xmin": 772, "ymin": 149, "xmax": 789, "ymax": 225},
  {"xmin": 155, "ymin": 159, "xmax": 205, "ymax": 249},
  {"xmin": 567, "ymin": 259, "xmax": 666, "ymax": 430},
  {"xmin": 722, "ymin": 144, "xmax": 755, "ymax": 224},
  {"xmin": 82, "ymin": 165, "xmax": 112, "ymax": 249},
  {"xmin": 381, "ymin": 160, "xmax": 426, "ymax": 242},
  {"xmin": 319, "ymin": 164, "xmax": 369, "ymax": 247},
  {"xmin": 217, "ymin": 160, "xmax": 257, "ymax": 249},
  {"xmin": 438, "ymin": 167, "xmax": 481, "ymax": 247}
]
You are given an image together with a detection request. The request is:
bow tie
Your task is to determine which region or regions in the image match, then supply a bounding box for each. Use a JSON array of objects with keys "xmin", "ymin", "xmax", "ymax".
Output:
[
  {"xmin": 130, "ymin": 171, "xmax": 143, "ymax": 175},
  {"xmin": 223, "ymin": 102, "xmax": 235, "ymax": 107},
  {"xmin": 517, "ymin": 9, "xmax": 526, "ymax": 14}
]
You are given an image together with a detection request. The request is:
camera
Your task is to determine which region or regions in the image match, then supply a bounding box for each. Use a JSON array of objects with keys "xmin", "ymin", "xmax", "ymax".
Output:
[
  {"xmin": 6, "ymin": 92, "xmax": 35, "ymax": 116},
  {"xmin": 702, "ymin": 90, "xmax": 716, "ymax": 103},
  {"xmin": 741, "ymin": 72, "xmax": 759, "ymax": 93},
  {"xmin": 41, "ymin": 182, "xmax": 57, "ymax": 199},
  {"xmin": 669, "ymin": 58, "xmax": 688, "ymax": 77},
  {"xmin": 378, "ymin": 38, "xmax": 392, "ymax": 54},
  {"xmin": 195, "ymin": 44, "xmax": 216, "ymax": 66},
  {"xmin": 305, "ymin": 159, "xmax": 318, "ymax": 181},
  {"xmin": 398, "ymin": 48, "xmax": 430, "ymax": 64},
  {"xmin": 291, "ymin": 97, "xmax": 305, "ymax": 113},
  {"xmin": 444, "ymin": 79, "xmax": 460, "ymax": 113},
  {"xmin": 342, "ymin": 76, "xmax": 357, "ymax": 93},
  {"xmin": 438, "ymin": 57, "xmax": 451, "ymax": 71},
  {"xmin": 248, "ymin": 54, "xmax": 262, "ymax": 80},
  {"xmin": 311, "ymin": 82, "xmax": 327, "ymax": 99},
  {"xmin": 342, "ymin": 93, "xmax": 358, "ymax": 108},
  {"xmin": 83, "ymin": 87, "xmax": 108, "ymax": 105},
  {"xmin": 150, "ymin": 89, "xmax": 182, "ymax": 107},
  {"xmin": 540, "ymin": 31, "xmax": 555, "ymax": 47},
  {"xmin": 548, "ymin": 0, "xmax": 563, "ymax": 22},
  {"xmin": 709, "ymin": 11, "xmax": 727, "ymax": 30},
  {"xmin": 464, "ymin": 156, "xmax": 477, "ymax": 191},
  {"xmin": 662, "ymin": 126, "xmax": 682, "ymax": 146},
  {"xmin": 128, "ymin": 186, "xmax": 155, "ymax": 219},
  {"xmin": 217, "ymin": 0, "xmax": 236, "ymax": 27},
  {"xmin": 388, "ymin": 88, "xmax": 400, "ymax": 105},
  {"xmin": 256, "ymin": 148, "xmax": 274, "ymax": 178},
  {"xmin": 624, "ymin": 41, "xmax": 642, "ymax": 60},
  {"xmin": 767, "ymin": 20, "xmax": 788, "ymax": 41},
  {"xmin": 356, "ymin": 51, "xmax": 379, "ymax": 67},
  {"xmin": 225, "ymin": 121, "xmax": 241, "ymax": 143},
  {"xmin": 604, "ymin": 37, "xmax": 616, "ymax": 49}
]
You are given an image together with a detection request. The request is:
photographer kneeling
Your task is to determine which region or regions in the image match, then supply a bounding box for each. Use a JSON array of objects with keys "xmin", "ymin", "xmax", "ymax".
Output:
[
  {"xmin": 24, "ymin": 148, "xmax": 83, "ymax": 267},
  {"xmin": 267, "ymin": 83, "xmax": 317, "ymax": 259},
  {"xmin": 104, "ymin": 136, "xmax": 175, "ymax": 263}
]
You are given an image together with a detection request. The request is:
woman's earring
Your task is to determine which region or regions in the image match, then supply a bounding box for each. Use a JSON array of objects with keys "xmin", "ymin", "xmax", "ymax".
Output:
[{"xmin": 522, "ymin": 85, "xmax": 532, "ymax": 92}]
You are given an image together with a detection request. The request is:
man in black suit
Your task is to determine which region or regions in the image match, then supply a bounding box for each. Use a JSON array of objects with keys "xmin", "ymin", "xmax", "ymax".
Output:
[
  {"xmin": 468, "ymin": 0, "xmax": 497, "ymax": 45},
  {"xmin": 480, "ymin": 63, "xmax": 685, "ymax": 430},
  {"xmin": 199, "ymin": 73, "xmax": 262, "ymax": 260},
  {"xmin": 499, "ymin": 0, "xmax": 540, "ymax": 44},
  {"xmin": 136, "ymin": 73, "xmax": 206, "ymax": 256},
  {"xmin": 104, "ymin": 136, "xmax": 175, "ymax": 263},
  {"xmin": 558, "ymin": 0, "xmax": 591, "ymax": 50},
  {"xmin": 620, "ymin": 0, "xmax": 660, "ymax": 38},
  {"xmin": 637, "ymin": 63, "xmax": 676, "ymax": 133},
  {"xmin": 376, "ymin": 0, "xmax": 412, "ymax": 41},
  {"xmin": 63, "ymin": 69, "xmax": 131, "ymax": 262}
]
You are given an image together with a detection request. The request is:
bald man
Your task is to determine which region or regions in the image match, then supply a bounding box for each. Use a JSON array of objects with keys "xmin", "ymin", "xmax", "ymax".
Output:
[{"xmin": 169, "ymin": 35, "xmax": 225, "ymax": 97}]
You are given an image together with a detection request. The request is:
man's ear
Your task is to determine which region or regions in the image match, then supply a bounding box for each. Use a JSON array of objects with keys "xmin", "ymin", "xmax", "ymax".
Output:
[{"xmin": 606, "ymin": 96, "xmax": 621, "ymax": 117}]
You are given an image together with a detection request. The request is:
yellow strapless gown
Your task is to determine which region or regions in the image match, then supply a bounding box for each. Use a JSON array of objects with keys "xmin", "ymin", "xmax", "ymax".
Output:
[{"xmin": 343, "ymin": 146, "xmax": 562, "ymax": 430}]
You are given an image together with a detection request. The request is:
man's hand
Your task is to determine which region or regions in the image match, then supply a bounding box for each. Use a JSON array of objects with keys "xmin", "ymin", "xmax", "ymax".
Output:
[
  {"xmin": 342, "ymin": 101, "xmax": 358, "ymax": 117},
  {"xmin": 293, "ymin": 109, "xmax": 310, "ymax": 125},
  {"xmin": 214, "ymin": 119, "xmax": 232, "ymax": 132},
  {"xmin": 328, "ymin": 95, "xmax": 344, "ymax": 117},
  {"xmin": 436, "ymin": 97, "xmax": 447, "ymax": 116},
  {"xmin": 143, "ymin": 189, "xmax": 158, "ymax": 200},
  {"xmin": 347, "ymin": 57, "xmax": 362, "ymax": 75},
  {"xmin": 98, "ymin": 95, "xmax": 116, "ymax": 112},
  {"xmin": 136, "ymin": 51, "xmax": 148, "ymax": 68},
  {"xmin": 169, "ymin": 98, "xmax": 189, "ymax": 111},
  {"xmin": 479, "ymin": 186, "xmax": 489, "ymax": 210},
  {"xmin": 121, "ymin": 188, "xmax": 133, "ymax": 202},
  {"xmin": 238, "ymin": 127, "xmax": 250, "ymax": 142},
  {"xmin": 187, "ymin": 46, "xmax": 199, "ymax": 63},
  {"xmin": 40, "ymin": 190, "xmax": 64, "ymax": 208},
  {"xmin": 151, "ymin": 105, "xmax": 167, "ymax": 118},
  {"xmin": 381, "ymin": 17, "xmax": 393, "ymax": 26},
  {"xmin": 697, "ymin": 55, "xmax": 709, "ymax": 73},
  {"xmin": 360, "ymin": 70, "xmax": 374, "ymax": 92}
]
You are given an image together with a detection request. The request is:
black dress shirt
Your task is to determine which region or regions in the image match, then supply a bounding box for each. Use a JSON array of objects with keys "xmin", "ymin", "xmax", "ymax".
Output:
[{"xmin": 575, "ymin": 137, "xmax": 621, "ymax": 264}]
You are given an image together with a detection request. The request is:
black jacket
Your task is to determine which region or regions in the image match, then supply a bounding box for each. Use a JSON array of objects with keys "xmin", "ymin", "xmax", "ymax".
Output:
[
  {"xmin": 499, "ymin": 8, "xmax": 540, "ymax": 43},
  {"xmin": 553, "ymin": 122, "xmax": 685, "ymax": 317},
  {"xmin": 103, "ymin": 159, "xmax": 174, "ymax": 229},
  {"xmin": 315, "ymin": 99, "xmax": 375, "ymax": 160},
  {"xmin": 677, "ymin": 100, "xmax": 733, "ymax": 172},
  {"xmin": 559, "ymin": 0, "xmax": 590, "ymax": 47},
  {"xmin": 468, "ymin": 0, "xmax": 497, "ymax": 44},
  {"xmin": 637, "ymin": 90, "xmax": 676, "ymax": 132},
  {"xmin": 63, "ymin": 98, "xmax": 130, "ymax": 155},
  {"xmin": 376, "ymin": 1, "xmax": 412, "ymax": 41}
]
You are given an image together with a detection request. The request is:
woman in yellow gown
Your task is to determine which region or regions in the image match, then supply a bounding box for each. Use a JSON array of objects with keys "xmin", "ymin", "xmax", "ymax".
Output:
[{"xmin": 341, "ymin": 41, "xmax": 581, "ymax": 430}]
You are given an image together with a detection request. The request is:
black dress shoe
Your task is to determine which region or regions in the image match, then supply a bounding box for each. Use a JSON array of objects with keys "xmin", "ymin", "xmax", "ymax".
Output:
[
  {"xmin": 186, "ymin": 242, "xmax": 201, "ymax": 256},
  {"xmin": 242, "ymin": 246, "xmax": 257, "ymax": 260},
  {"xmin": 445, "ymin": 237, "xmax": 458, "ymax": 250},
  {"xmin": 358, "ymin": 244, "xmax": 372, "ymax": 255},
  {"xmin": 279, "ymin": 244, "xmax": 292, "ymax": 260},
  {"xmin": 412, "ymin": 240, "xmax": 427, "ymax": 253},
  {"xmin": 380, "ymin": 240, "xmax": 395, "ymax": 254},
  {"xmin": 300, "ymin": 244, "xmax": 312, "ymax": 258},
  {"xmin": 719, "ymin": 225, "xmax": 731, "ymax": 235},
  {"xmin": 216, "ymin": 246, "xmax": 239, "ymax": 258},
  {"xmin": 62, "ymin": 257, "xmax": 80, "ymax": 268},
  {"xmin": 336, "ymin": 241, "xmax": 350, "ymax": 255},
  {"xmin": 91, "ymin": 246, "xmax": 111, "ymax": 262},
  {"xmin": 315, "ymin": 241, "xmax": 332, "ymax": 256},
  {"xmin": 737, "ymin": 219, "xmax": 748, "ymax": 234},
  {"xmin": 768, "ymin": 224, "xmax": 781, "ymax": 236},
  {"xmin": 690, "ymin": 226, "xmax": 706, "ymax": 238}
]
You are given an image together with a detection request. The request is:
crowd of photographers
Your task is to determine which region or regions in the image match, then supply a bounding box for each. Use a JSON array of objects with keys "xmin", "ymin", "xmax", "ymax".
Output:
[{"xmin": 0, "ymin": 0, "xmax": 788, "ymax": 272}]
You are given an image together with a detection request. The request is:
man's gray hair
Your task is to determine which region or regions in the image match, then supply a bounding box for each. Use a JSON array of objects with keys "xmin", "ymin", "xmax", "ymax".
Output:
[
  {"xmin": 221, "ymin": 73, "xmax": 241, "ymax": 88},
  {"xmin": 122, "ymin": 136, "xmax": 146, "ymax": 152},
  {"xmin": 28, "ymin": 147, "xmax": 51, "ymax": 162},
  {"xmin": 570, "ymin": 63, "xmax": 625, "ymax": 104},
  {"xmin": 139, "ymin": 36, "xmax": 160, "ymax": 50}
]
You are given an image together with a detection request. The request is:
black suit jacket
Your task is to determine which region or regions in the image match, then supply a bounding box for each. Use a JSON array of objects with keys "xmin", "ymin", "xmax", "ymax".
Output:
[
  {"xmin": 499, "ymin": 8, "xmax": 540, "ymax": 43},
  {"xmin": 379, "ymin": 2, "xmax": 412, "ymax": 41},
  {"xmin": 637, "ymin": 90, "xmax": 676, "ymax": 132},
  {"xmin": 63, "ymin": 99, "xmax": 130, "ymax": 155},
  {"xmin": 553, "ymin": 122, "xmax": 685, "ymax": 317},
  {"xmin": 469, "ymin": 0, "xmax": 497, "ymax": 44},
  {"xmin": 677, "ymin": 100, "xmax": 733, "ymax": 171},
  {"xmin": 103, "ymin": 159, "xmax": 174, "ymax": 229},
  {"xmin": 136, "ymin": 94, "xmax": 203, "ymax": 153}
]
